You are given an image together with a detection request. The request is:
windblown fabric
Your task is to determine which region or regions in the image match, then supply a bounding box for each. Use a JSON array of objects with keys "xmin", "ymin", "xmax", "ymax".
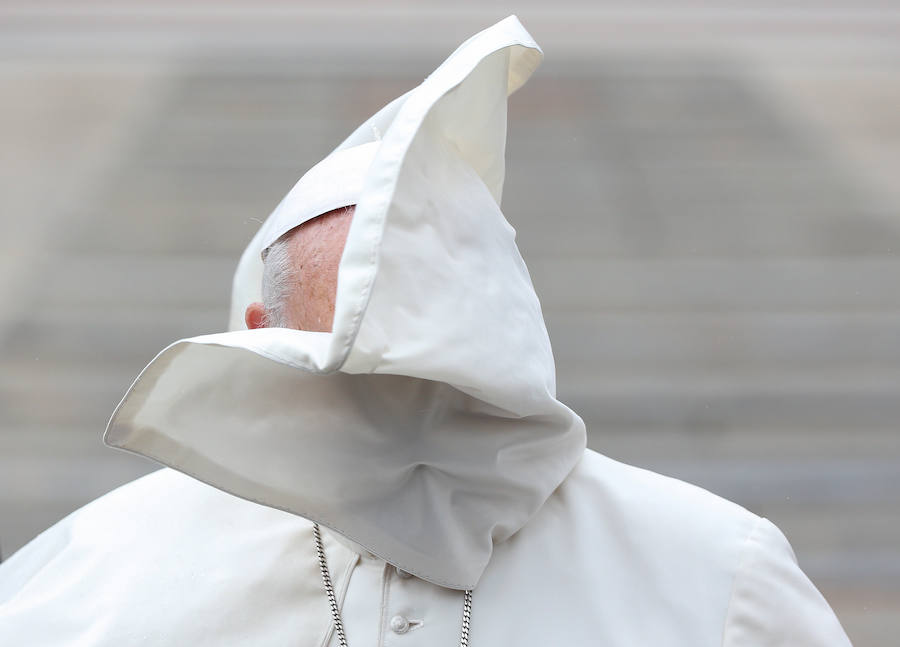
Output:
[
  {"xmin": 0, "ymin": 15, "xmax": 851, "ymax": 647},
  {"xmin": 102, "ymin": 14, "xmax": 585, "ymax": 591}
]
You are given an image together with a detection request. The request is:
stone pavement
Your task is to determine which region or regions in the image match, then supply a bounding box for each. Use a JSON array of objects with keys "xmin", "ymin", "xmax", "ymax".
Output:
[{"xmin": 0, "ymin": 3, "xmax": 898, "ymax": 644}]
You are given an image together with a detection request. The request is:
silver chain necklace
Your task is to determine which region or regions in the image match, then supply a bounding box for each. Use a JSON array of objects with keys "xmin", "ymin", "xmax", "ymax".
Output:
[{"xmin": 313, "ymin": 524, "xmax": 473, "ymax": 647}]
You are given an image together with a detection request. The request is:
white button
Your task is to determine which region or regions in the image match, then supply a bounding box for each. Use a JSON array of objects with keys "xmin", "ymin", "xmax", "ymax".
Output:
[
  {"xmin": 390, "ymin": 615, "xmax": 410, "ymax": 634},
  {"xmin": 394, "ymin": 566, "xmax": 412, "ymax": 579}
]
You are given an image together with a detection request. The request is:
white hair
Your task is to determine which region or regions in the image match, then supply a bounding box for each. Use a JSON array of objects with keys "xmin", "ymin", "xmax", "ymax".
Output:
[
  {"xmin": 260, "ymin": 205, "xmax": 354, "ymax": 328},
  {"xmin": 261, "ymin": 235, "xmax": 295, "ymax": 328}
]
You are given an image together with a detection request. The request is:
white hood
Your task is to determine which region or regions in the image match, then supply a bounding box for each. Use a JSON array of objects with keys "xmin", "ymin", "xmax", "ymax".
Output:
[{"xmin": 104, "ymin": 15, "xmax": 586, "ymax": 591}]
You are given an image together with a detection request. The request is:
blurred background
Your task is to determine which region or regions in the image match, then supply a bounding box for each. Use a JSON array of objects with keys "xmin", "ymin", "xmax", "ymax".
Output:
[{"xmin": 0, "ymin": 1, "xmax": 898, "ymax": 643}]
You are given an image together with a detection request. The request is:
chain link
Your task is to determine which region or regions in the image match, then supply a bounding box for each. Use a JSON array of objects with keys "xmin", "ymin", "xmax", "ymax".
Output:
[
  {"xmin": 313, "ymin": 523, "xmax": 349, "ymax": 647},
  {"xmin": 313, "ymin": 524, "xmax": 473, "ymax": 647},
  {"xmin": 460, "ymin": 588, "xmax": 472, "ymax": 647}
]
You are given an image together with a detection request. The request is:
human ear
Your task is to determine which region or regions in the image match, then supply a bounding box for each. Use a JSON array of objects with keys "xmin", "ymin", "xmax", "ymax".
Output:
[{"xmin": 244, "ymin": 302, "xmax": 267, "ymax": 330}]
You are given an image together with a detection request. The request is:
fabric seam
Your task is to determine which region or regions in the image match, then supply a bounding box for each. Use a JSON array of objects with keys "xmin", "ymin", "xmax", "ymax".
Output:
[
  {"xmin": 719, "ymin": 516, "xmax": 766, "ymax": 647},
  {"xmin": 378, "ymin": 562, "xmax": 392, "ymax": 647}
]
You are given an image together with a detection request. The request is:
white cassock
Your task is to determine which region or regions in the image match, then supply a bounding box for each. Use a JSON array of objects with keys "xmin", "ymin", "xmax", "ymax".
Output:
[{"xmin": 0, "ymin": 16, "xmax": 851, "ymax": 647}]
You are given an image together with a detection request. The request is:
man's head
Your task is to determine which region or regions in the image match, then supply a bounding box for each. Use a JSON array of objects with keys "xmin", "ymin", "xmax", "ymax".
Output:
[{"xmin": 245, "ymin": 205, "xmax": 354, "ymax": 332}]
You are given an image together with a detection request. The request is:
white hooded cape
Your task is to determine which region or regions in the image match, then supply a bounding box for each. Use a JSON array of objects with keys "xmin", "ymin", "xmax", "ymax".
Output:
[
  {"xmin": 0, "ymin": 16, "xmax": 851, "ymax": 647},
  {"xmin": 105, "ymin": 14, "xmax": 584, "ymax": 592}
]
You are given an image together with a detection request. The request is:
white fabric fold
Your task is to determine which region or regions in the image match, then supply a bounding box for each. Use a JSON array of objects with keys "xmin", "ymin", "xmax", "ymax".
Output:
[
  {"xmin": 104, "ymin": 14, "xmax": 586, "ymax": 590},
  {"xmin": 257, "ymin": 141, "xmax": 380, "ymax": 256}
]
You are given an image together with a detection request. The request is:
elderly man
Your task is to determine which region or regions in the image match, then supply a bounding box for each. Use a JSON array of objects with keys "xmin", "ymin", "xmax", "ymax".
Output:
[{"xmin": 0, "ymin": 16, "xmax": 850, "ymax": 647}]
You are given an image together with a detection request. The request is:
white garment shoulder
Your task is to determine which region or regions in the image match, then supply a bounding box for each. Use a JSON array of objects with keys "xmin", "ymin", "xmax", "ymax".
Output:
[
  {"xmin": 472, "ymin": 449, "xmax": 850, "ymax": 646},
  {"xmin": 0, "ymin": 468, "xmax": 358, "ymax": 647},
  {"xmin": 722, "ymin": 517, "xmax": 852, "ymax": 647}
]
